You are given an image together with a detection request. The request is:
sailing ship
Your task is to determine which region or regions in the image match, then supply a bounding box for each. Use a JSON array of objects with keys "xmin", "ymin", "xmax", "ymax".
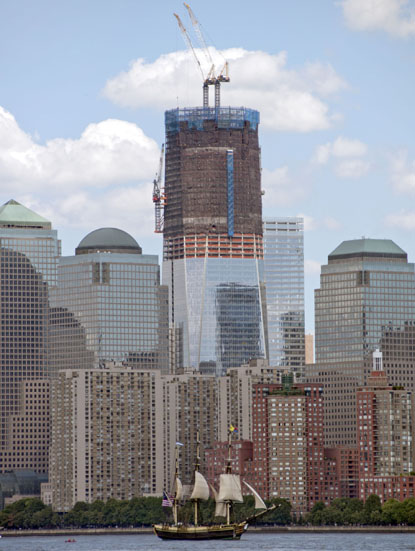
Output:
[{"xmin": 153, "ymin": 429, "xmax": 277, "ymax": 540}]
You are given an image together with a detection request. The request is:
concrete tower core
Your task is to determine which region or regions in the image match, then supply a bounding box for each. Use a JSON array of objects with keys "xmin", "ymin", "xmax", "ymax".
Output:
[{"xmin": 162, "ymin": 107, "xmax": 266, "ymax": 375}]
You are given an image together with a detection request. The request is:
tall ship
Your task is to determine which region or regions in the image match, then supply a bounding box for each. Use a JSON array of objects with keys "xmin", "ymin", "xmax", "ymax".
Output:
[{"xmin": 153, "ymin": 430, "xmax": 277, "ymax": 540}]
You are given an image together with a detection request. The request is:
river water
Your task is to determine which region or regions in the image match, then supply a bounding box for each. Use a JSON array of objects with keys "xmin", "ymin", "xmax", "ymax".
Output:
[{"xmin": 1, "ymin": 533, "xmax": 415, "ymax": 551}]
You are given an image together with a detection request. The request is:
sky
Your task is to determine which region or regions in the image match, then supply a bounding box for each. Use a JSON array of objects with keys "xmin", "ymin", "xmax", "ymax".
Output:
[{"xmin": 1, "ymin": 0, "xmax": 415, "ymax": 334}]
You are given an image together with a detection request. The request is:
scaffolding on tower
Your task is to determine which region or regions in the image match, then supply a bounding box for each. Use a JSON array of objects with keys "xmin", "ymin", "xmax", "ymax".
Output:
[{"xmin": 152, "ymin": 144, "xmax": 166, "ymax": 233}]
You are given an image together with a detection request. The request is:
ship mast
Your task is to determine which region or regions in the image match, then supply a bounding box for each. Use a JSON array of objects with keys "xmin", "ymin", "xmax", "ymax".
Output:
[
  {"xmin": 194, "ymin": 431, "xmax": 201, "ymax": 526},
  {"xmin": 225, "ymin": 428, "xmax": 233, "ymax": 525},
  {"xmin": 173, "ymin": 444, "xmax": 183, "ymax": 525}
]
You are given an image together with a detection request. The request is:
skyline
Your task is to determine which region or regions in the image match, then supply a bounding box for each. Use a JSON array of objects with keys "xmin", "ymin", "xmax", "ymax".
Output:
[{"xmin": 1, "ymin": 0, "xmax": 415, "ymax": 333}]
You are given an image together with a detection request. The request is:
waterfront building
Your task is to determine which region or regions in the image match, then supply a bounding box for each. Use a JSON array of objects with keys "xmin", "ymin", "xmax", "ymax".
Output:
[
  {"xmin": 251, "ymin": 375, "xmax": 324, "ymax": 513},
  {"xmin": 161, "ymin": 371, "xmax": 218, "ymax": 487},
  {"xmin": 49, "ymin": 366, "xmax": 164, "ymax": 511},
  {"xmin": 357, "ymin": 351, "xmax": 415, "ymax": 502},
  {"xmin": 263, "ymin": 218, "xmax": 305, "ymax": 370},
  {"xmin": 162, "ymin": 107, "xmax": 266, "ymax": 375},
  {"xmin": 54, "ymin": 227, "xmax": 169, "ymax": 372}
]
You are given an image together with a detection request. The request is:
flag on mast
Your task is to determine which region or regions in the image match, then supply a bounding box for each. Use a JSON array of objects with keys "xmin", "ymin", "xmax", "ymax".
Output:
[{"xmin": 162, "ymin": 490, "xmax": 173, "ymax": 507}]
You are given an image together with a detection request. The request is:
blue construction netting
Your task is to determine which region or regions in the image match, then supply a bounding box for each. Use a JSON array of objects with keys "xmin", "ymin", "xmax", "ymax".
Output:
[
  {"xmin": 165, "ymin": 107, "xmax": 259, "ymax": 133},
  {"xmin": 227, "ymin": 150, "xmax": 234, "ymax": 238}
]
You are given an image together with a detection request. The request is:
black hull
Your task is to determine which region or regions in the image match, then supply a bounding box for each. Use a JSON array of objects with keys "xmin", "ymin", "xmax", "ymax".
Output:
[{"xmin": 153, "ymin": 522, "xmax": 248, "ymax": 540}]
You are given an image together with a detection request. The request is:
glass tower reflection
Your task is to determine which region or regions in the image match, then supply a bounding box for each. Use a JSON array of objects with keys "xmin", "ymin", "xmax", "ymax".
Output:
[{"xmin": 263, "ymin": 218, "xmax": 305, "ymax": 370}]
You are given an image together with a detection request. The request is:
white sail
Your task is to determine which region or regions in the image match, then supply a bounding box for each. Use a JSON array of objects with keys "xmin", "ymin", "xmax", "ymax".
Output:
[
  {"xmin": 175, "ymin": 477, "xmax": 183, "ymax": 500},
  {"xmin": 190, "ymin": 471, "xmax": 210, "ymax": 501},
  {"xmin": 210, "ymin": 484, "xmax": 227, "ymax": 518},
  {"xmin": 217, "ymin": 473, "xmax": 243, "ymax": 503},
  {"xmin": 215, "ymin": 500, "xmax": 227, "ymax": 517},
  {"xmin": 243, "ymin": 480, "xmax": 267, "ymax": 510}
]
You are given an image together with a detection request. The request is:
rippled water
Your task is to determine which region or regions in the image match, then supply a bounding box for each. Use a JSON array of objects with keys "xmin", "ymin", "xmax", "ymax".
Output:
[{"xmin": 1, "ymin": 533, "xmax": 415, "ymax": 551}]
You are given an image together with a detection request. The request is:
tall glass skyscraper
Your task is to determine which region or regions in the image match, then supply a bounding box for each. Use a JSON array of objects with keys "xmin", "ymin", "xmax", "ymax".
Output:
[
  {"xmin": 315, "ymin": 238, "xmax": 415, "ymax": 363},
  {"xmin": 54, "ymin": 227, "xmax": 169, "ymax": 372},
  {"xmin": 0, "ymin": 199, "xmax": 61, "ymax": 473},
  {"xmin": 162, "ymin": 107, "xmax": 266, "ymax": 375},
  {"xmin": 263, "ymin": 218, "xmax": 305, "ymax": 369}
]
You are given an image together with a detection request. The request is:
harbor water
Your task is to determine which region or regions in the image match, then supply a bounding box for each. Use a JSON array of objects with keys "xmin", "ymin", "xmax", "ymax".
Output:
[{"xmin": 1, "ymin": 533, "xmax": 415, "ymax": 551}]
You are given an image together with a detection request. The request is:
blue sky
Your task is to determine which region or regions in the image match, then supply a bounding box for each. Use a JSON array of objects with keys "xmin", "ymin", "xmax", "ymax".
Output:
[{"xmin": 1, "ymin": 0, "xmax": 415, "ymax": 333}]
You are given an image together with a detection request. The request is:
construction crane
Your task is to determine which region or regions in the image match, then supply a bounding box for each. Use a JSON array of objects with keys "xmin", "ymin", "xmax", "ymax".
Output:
[
  {"xmin": 152, "ymin": 144, "xmax": 166, "ymax": 234},
  {"xmin": 174, "ymin": 4, "xmax": 230, "ymax": 107}
]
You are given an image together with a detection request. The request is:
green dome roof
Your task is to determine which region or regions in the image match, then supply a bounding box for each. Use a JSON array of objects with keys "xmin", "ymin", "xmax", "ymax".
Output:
[
  {"xmin": 328, "ymin": 238, "xmax": 407, "ymax": 261},
  {"xmin": 0, "ymin": 199, "xmax": 51, "ymax": 228}
]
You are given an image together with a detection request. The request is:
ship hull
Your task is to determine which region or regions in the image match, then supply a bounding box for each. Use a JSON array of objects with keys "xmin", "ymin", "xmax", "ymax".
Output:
[{"xmin": 153, "ymin": 522, "xmax": 248, "ymax": 540}]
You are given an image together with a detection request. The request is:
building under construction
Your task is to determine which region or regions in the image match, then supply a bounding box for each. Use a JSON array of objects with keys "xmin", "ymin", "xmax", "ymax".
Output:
[{"xmin": 162, "ymin": 106, "xmax": 266, "ymax": 375}]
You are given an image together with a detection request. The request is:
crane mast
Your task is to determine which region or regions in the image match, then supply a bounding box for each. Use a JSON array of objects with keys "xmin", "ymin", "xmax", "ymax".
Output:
[
  {"xmin": 152, "ymin": 144, "xmax": 166, "ymax": 234},
  {"xmin": 174, "ymin": 4, "xmax": 230, "ymax": 107}
]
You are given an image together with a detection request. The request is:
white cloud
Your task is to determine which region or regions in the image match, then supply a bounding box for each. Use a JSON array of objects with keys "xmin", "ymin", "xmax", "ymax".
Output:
[
  {"xmin": 385, "ymin": 210, "xmax": 415, "ymax": 229},
  {"xmin": 262, "ymin": 166, "xmax": 307, "ymax": 206},
  {"xmin": 103, "ymin": 48, "xmax": 346, "ymax": 133},
  {"xmin": 313, "ymin": 136, "xmax": 369, "ymax": 179},
  {"xmin": 335, "ymin": 159, "xmax": 370, "ymax": 178},
  {"xmin": 0, "ymin": 106, "xmax": 159, "ymax": 191},
  {"xmin": 22, "ymin": 185, "xmax": 156, "ymax": 238},
  {"xmin": 314, "ymin": 136, "xmax": 368, "ymax": 165},
  {"xmin": 0, "ymin": 105, "xmax": 160, "ymax": 235},
  {"xmin": 340, "ymin": 0, "xmax": 415, "ymax": 37},
  {"xmin": 305, "ymin": 259, "xmax": 322, "ymax": 275},
  {"xmin": 390, "ymin": 149, "xmax": 415, "ymax": 193}
]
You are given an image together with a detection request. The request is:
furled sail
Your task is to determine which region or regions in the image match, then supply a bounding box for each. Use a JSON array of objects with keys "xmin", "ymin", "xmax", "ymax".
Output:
[
  {"xmin": 217, "ymin": 473, "xmax": 243, "ymax": 503},
  {"xmin": 175, "ymin": 477, "xmax": 183, "ymax": 500},
  {"xmin": 190, "ymin": 471, "xmax": 210, "ymax": 501},
  {"xmin": 243, "ymin": 480, "xmax": 267, "ymax": 510}
]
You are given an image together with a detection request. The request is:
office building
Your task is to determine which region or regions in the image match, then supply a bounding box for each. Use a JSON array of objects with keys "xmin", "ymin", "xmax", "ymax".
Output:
[
  {"xmin": 162, "ymin": 107, "xmax": 266, "ymax": 375},
  {"xmin": 49, "ymin": 366, "xmax": 164, "ymax": 511},
  {"xmin": 315, "ymin": 238, "xmax": 415, "ymax": 364},
  {"xmin": 0, "ymin": 199, "xmax": 61, "ymax": 473},
  {"xmin": 263, "ymin": 218, "xmax": 305, "ymax": 369},
  {"xmin": 309, "ymin": 238, "xmax": 415, "ymax": 448},
  {"xmin": 53, "ymin": 227, "xmax": 169, "ymax": 372}
]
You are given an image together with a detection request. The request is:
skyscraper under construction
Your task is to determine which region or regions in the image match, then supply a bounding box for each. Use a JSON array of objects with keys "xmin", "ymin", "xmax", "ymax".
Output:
[{"xmin": 162, "ymin": 106, "xmax": 266, "ymax": 375}]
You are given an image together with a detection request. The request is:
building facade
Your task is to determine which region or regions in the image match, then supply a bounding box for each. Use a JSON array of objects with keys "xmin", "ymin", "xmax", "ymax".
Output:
[
  {"xmin": 310, "ymin": 238, "xmax": 415, "ymax": 450},
  {"xmin": 251, "ymin": 376, "xmax": 325, "ymax": 513},
  {"xmin": 49, "ymin": 367, "xmax": 164, "ymax": 511},
  {"xmin": 162, "ymin": 107, "xmax": 266, "ymax": 375},
  {"xmin": 0, "ymin": 199, "xmax": 61, "ymax": 473},
  {"xmin": 53, "ymin": 228, "xmax": 169, "ymax": 372},
  {"xmin": 263, "ymin": 218, "xmax": 305, "ymax": 370},
  {"xmin": 357, "ymin": 352, "xmax": 415, "ymax": 502},
  {"xmin": 315, "ymin": 238, "xmax": 415, "ymax": 364}
]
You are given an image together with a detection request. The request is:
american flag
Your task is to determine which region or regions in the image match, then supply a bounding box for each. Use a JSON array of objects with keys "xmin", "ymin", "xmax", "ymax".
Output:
[{"xmin": 162, "ymin": 490, "xmax": 173, "ymax": 507}]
